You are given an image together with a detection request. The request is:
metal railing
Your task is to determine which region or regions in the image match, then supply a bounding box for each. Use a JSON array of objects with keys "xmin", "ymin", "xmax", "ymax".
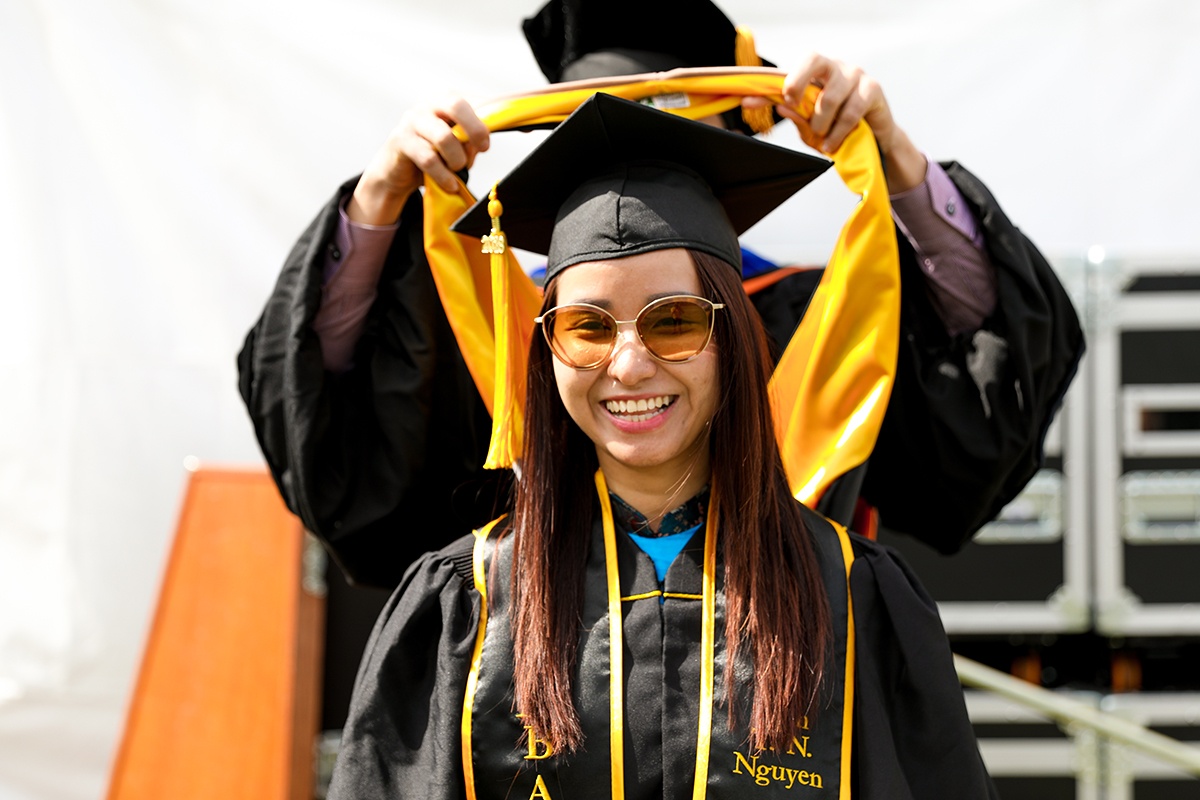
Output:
[{"xmin": 955, "ymin": 654, "xmax": 1200, "ymax": 777}]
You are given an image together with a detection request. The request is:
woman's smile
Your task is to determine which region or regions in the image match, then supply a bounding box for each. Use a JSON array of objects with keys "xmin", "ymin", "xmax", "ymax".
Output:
[{"xmin": 602, "ymin": 394, "xmax": 677, "ymax": 426}]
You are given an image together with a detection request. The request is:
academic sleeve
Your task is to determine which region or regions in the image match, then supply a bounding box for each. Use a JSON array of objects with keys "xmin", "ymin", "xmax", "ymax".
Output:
[
  {"xmin": 848, "ymin": 534, "xmax": 1000, "ymax": 799},
  {"xmin": 327, "ymin": 536, "xmax": 478, "ymax": 800},
  {"xmin": 237, "ymin": 179, "xmax": 500, "ymax": 587},
  {"xmin": 859, "ymin": 162, "xmax": 1084, "ymax": 553},
  {"xmin": 750, "ymin": 161, "xmax": 1082, "ymax": 552}
]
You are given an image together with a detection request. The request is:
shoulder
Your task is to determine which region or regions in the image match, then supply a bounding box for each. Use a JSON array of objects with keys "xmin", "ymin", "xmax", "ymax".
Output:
[
  {"xmin": 796, "ymin": 501, "xmax": 838, "ymax": 537},
  {"xmin": 407, "ymin": 514, "xmax": 513, "ymax": 592},
  {"xmin": 843, "ymin": 530, "xmax": 944, "ymax": 632},
  {"xmin": 796, "ymin": 502, "xmax": 854, "ymax": 564},
  {"xmin": 795, "ymin": 503, "xmax": 938, "ymax": 610},
  {"xmin": 797, "ymin": 499, "xmax": 926, "ymax": 574},
  {"xmin": 395, "ymin": 516, "xmax": 508, "ymax": 593},
  {"xmin": 351, "ymin": 527, "xmax": 500, "ymax": 692},
  {"xmin": 366, "ymin": 528, "xmax": 493, "ymax": 641},
  {"xmin": 424, "ymin": 529, "xmax": 482, "ymax": 584}
]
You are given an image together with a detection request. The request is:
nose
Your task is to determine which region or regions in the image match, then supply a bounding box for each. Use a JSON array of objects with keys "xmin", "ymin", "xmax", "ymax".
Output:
[{"xmin": 607, "ymin": 325, "xmax": 657, "ymax": 385}]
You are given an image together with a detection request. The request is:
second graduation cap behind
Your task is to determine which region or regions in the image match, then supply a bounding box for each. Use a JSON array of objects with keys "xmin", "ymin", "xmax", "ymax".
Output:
[{"xmin": 451, "ymin": 93, "xmax": 831, "ymax": 281}]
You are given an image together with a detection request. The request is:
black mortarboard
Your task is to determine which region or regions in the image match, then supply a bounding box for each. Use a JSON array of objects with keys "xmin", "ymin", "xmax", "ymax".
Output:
[
  {"xmin": 521, "ymin": 0, "xmax": 780, "ymax": 134},
  {"xmin": 522, "ymin": 0, "xmax": 750, "ymax": 82},
  {"xmin": 450, "ymin": 93, "xmax": 830, "ymax": 280}
]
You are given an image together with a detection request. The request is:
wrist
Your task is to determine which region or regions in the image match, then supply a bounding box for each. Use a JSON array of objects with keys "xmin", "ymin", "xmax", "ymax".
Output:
[
  {"xmin": 877, "ymin": 127, "xmax": 927, "ymax": 194},
  {"xmin": 348, "ymin": 173, "xmax": 414, "ymax": 226}
]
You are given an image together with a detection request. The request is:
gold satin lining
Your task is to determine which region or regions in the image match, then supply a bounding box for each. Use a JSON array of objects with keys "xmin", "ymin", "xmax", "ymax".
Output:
[
  {"xmin": 461, "ymin": 516, "xmax": 505, "ymax": 800},
  {"xmin": 690, "ymin": 496, "xmax": 720, "ymax": 800},
  {"xmin": 595, "ymin": 471, "xmax": 626, "ymax": 800},
  {"xmin": 831, "ymin": 521, "xmax": 857, "ymax": 799},
  {"xmin": 768, "ymin": 114, "xmax": 900, "ymax": 507}
]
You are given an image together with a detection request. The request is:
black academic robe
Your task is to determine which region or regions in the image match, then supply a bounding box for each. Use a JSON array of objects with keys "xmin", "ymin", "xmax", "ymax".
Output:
[
  {"xmin": 237, "ymin": 163, "xmax": 1083, "ymax": 588},
  {"xmin": 326, "ymin": 503, "xmax": 999, "ymax": 799}
]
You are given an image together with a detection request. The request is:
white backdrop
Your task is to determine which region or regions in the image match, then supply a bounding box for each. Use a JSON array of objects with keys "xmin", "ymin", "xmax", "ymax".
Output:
[{"xmin": 1, "ymin": 1, "xmax": 1196, "ymax": 797}]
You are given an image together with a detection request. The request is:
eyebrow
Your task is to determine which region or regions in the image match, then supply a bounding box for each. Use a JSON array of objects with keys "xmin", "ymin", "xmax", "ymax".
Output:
[{"xmin": 563, "ymin": 291, "xmax": 693, "ymax": 310}]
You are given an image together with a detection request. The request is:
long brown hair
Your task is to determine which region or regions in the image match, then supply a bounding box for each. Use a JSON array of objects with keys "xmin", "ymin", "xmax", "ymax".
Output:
[{"xmin": 510, "ymin": 249, "xmax": 832, "ymax": 753}]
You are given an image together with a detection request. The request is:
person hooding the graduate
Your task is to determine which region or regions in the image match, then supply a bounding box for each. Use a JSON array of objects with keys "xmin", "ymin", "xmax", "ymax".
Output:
[{"xmin": 239, "ymin": 0, "xmax": 1082, "ymax": 593}]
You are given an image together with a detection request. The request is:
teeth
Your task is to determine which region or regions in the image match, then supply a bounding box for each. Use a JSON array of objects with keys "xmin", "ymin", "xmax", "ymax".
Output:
[{"xmin": 605, "ymin": 396, "xmax": 674, "ymax": 417}]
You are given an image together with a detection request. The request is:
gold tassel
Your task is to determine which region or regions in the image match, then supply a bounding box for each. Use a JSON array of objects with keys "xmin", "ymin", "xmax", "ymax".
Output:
[
  {"xmin": 482, "ymin": 186, "xmax": 523, "ymax": 469},
  {"xmin": 734, "ymin": 25, "xmax": 774, "ymax": 135}
]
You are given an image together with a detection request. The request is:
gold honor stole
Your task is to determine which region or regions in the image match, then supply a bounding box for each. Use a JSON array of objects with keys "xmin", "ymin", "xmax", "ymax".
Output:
[
  {"xmin": 461, "ymin": 473, "xmax": 856, "ymax": 800},
  {"xmin": 421, "ymin": 67, "xmax": 900, "ymax": 507}
]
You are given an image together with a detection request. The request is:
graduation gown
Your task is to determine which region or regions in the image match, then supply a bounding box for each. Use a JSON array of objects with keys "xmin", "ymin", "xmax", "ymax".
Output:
[
  {"xmin": 326, "ymin": 501, "xmax": 999, "ymax": 799},
  {"xmin": 237, "ymin": 163, "xmax": 1083, "ymax": 588}
]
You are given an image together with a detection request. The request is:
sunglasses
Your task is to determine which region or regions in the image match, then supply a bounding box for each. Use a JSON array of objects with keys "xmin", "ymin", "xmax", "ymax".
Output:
[{"xmin": 535, "ymin": 295, "xmax": 725, "ymax": 370}]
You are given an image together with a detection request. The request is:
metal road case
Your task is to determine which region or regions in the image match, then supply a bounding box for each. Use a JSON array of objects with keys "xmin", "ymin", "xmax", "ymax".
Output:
[
  {"xmin": 966, "ymin": 691, "xmax": 1102, "ymax": 800},
  {"xmin": 1099, "ymin": 693, "xmax": 1200, "ymax": 799},
  {"xmin": 1090, "ymin": 257, "xmax": 1200, "ymax": 636}
]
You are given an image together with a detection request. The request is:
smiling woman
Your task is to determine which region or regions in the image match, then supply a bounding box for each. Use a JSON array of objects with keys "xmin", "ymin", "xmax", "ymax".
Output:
[
  {"xmin": 547, "ymin": 251, "xmax": 720, "ymax": 503},
  {"xmin": 324, "ymin": 92, "xmax": 1001, "ymax": 800}
]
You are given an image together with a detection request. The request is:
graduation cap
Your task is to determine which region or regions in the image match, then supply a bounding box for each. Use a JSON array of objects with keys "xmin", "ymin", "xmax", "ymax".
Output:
[
  {"xmin": 451, "ymin": 92, "xmax": 830, "ymax": 281},
  {"xmin": 522, "ymin": 0, "xmax": 780, "ymax": 133}
]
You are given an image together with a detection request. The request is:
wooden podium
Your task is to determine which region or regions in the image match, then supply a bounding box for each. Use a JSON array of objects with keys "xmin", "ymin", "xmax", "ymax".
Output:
[{"xmin": 107, "ymin": 467, "xmax": 325, "ymax": 800}]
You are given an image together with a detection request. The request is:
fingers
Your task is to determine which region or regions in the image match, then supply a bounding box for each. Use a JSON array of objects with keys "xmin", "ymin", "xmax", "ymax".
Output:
[
  {"xmin": 391, "ymin": 97, "xmax": 491, "ymax": 194},
  {"xmin": 819, "ymin": 74, "xmax": 873, "ymax": 153},
  {"xmin": 439, "ymin": 96, "xmax": 491, "ymax": 154},
  {"xmin": 807, "ymin": 63, "xmax": 856, "ymax": 149},
  {"xmin": 781, "ymin": 52, "xmax": 831, "ymax": 113},
  {"xmin": 407, "ymin": 114, "xmax": 470, "ymax": 192},
  {"xmin": 351, "ymin": 96, "xmax": 489, "ymax": 225},
  {"xmin": 779, "ymin": 54, "xmax": 888, "ymax": 154}
]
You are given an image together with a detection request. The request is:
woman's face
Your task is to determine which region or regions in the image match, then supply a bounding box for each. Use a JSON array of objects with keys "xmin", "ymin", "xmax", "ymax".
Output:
[{"xmin": 550, "ymin": 248, "xmax": 719, "ymax": 487}]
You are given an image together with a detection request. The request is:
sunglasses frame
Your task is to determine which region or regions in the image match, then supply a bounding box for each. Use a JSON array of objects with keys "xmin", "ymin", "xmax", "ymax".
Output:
[{"xmin": 535, "ymin": 294, "xmax": 725, "ymax": 370}]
